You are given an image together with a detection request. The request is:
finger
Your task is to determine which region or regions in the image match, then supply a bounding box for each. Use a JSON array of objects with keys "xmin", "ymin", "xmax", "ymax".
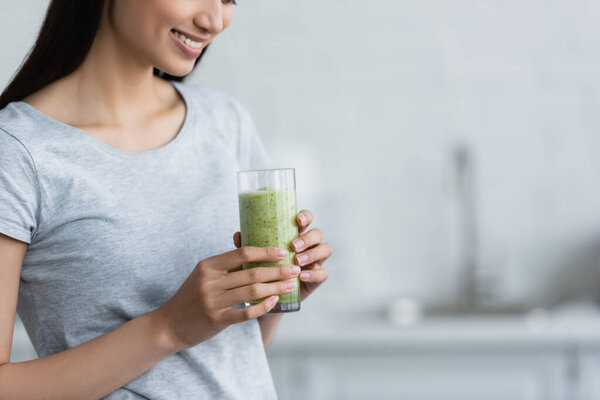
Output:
[
  {"xmin": 292, "ymin": 228, "xmax": 323, "ymax": 252},
  {"xmin": 215, "ymin": 280, "xmax": 297, "ymax": 309},
  {"xmin": 295, "ymin": 243, "xmax": 332, "ymax": 266},
  {"xmin": 223, "ymin": 295, "xmax": 280, "ymax": 324},
  {"xmin": 300, "ymin": 267, "xmax": 329, "ymax": 283},
  {"xmin": 302, "ymin": 261, "xmax": 322, "ymax": 271},
  {"xmin": 296, "ymin": 209, "xmax": 314, "ymax": 234},
  {"xmin": 227, "ymin": 265, "xmax": 243, "ymax": 273},
  {"xmin": 233, "ymin": 232, "xmax": 241, "ymax": 248},
  {"xmin": 204, "ymin": 246, "xmax": 289, "ymax": 271},
  {"xmin": 221, "ymin": 265, "xmax": 301, "ymax": 290}
]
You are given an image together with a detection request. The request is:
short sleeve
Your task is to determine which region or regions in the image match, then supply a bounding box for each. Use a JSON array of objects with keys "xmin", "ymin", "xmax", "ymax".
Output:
[
  {"xmin": 0, "ymin": 129, "xmax": 40, "ymax": 244},
  {"xmin": 236, "ymin": 103, "xmax": 273, "ymax": 171}
]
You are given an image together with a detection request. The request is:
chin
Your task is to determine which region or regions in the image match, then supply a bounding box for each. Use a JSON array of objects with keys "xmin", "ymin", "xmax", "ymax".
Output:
[{"xmin": 156, "ymin": 64, "xmax": 194, "ymax": 78}]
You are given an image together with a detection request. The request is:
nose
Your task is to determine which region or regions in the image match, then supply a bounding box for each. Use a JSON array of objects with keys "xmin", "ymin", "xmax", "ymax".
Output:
[{"xmin": 193, "ymin": 0, "xmax": 226, "ymax": 35}]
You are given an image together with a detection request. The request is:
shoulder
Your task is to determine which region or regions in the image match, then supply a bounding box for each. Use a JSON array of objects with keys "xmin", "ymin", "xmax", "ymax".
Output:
[
  {"xmin": 0, "ymin": 123, "xmax": 29, "ymax": 156},
  {"xmin": 173, "ymin": 81, "xmax": 258, "ymax": 147},
  {"xmin": 0, "ymin": 123, "xmax": 38, "ymax": 185},
  {"xmin": 0, "ymin": 101, "xmax": 75, "ymax": 169},
  {"xmin": 0, "ymin": 118, "xmax": 39, "ymax": 191},
  {"xmin": 172, "ymin": 81, "xmax": 252, "ymax": 123},
  {"xmin": 0, "ymin": 103, "xmax": 44, "ymax": 149}
]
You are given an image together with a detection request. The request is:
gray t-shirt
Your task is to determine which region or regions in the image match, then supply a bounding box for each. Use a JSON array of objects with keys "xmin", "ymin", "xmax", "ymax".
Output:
[{"xmin": 0, "ymin": 81, "xmax": 278, "ymax": 399}]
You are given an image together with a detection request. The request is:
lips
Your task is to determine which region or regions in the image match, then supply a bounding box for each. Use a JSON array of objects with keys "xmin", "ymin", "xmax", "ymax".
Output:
[
  {"xmin": 171, "ymin": 29, "xmax": 210, "ymax": 43},
  {"xmin": 170, "ymin": 29, "xmax": 204, "ymax": 58}
]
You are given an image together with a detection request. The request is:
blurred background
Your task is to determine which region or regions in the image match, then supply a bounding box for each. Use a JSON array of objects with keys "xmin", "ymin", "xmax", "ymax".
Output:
[{"xmin": 4, "ymin": 1, "xmax": 600, "ymax": 399}]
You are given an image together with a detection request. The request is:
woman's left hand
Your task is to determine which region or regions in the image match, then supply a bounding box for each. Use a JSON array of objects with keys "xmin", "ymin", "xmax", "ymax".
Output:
[{"xmin": 233, "ymin": 209, "xmax": 331, "ymax": 302}]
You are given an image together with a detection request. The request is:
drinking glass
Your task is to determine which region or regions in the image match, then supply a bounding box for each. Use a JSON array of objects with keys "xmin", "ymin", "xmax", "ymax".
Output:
[{"xmin": 237, "ymin": 168, "xmax": 301, "ymax": 313}]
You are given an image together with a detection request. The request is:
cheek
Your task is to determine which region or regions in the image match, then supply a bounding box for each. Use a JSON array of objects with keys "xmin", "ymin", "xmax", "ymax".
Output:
[
  {"xmin": 112, "ymin": 0, "xmax": 182, "ymax": 57},
  {"xmin": 149, "ymin": 0, "xmax": 187, "ymax": 27},
  {"xmin": 223, "ymin": 8, "xmax": 235, "ymax": 30},
  {"xmin": 113, "ymin": 0, "xmax": 180, "ymax": 41}
]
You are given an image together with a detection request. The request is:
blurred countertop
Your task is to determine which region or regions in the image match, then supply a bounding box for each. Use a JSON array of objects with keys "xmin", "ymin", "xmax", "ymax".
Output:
[
  {"xmin": 14, "ymin": 301, "xmax": 600, "ymax": 361},
  {"xmin": 268, "ymin": 301, "xmax": 600, "ymax": 353}
]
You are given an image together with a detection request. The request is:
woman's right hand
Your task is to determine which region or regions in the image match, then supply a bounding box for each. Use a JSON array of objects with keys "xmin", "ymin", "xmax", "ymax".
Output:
[{"xmin": 152, "ymin": 246, "xmax": 300, "ymax": 352}]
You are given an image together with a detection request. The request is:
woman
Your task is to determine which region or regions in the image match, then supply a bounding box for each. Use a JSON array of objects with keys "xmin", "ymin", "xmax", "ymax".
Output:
[{"xmin": 0, "ymin": 1, "xmax": 331, "ymax": 398}]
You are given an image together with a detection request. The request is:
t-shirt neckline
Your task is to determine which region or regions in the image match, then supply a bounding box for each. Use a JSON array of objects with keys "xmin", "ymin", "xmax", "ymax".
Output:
[{"xmin": 13, "ymin": 80, "xmax": 192, "ymax": 159}]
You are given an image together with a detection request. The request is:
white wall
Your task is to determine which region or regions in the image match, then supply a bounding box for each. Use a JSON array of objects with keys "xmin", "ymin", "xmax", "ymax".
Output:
[
  {"xmin": 4, "ymin": 0, "xmax": 600, "ymax": 359},
  {"xmin": 0, "ymin": 1, "xmax": 48, "ymax": 90},
  {"xmin": 193, "ymin": 0, "xmax": 600, "ymax": 310}
]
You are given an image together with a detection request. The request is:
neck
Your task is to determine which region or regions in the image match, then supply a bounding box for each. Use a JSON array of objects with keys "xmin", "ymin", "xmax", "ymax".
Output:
[{"xmin": 61, "ymin": 8, "xmax": 169, "ymax": 127}]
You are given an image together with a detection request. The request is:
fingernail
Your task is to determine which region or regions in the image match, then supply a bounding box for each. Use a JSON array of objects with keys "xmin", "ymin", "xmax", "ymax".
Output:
[
  {"xmin": 289, "ymin": 265, "xmax": 301, "ymax": 275},
  {"xmin": 293, "ymin": 238, "xmax": 304, "ymax": 251},
  {"xmin": 297, "ymin": 254, "xmax": 309, "ymax": 265},
  {"xmin": 300, "ymin": 272, "xmax": 310, "ymax": 280},
  {"xmin": 284, "ymin": 281, "xmax": 297, "ymax": 290},
  {"xmin": 276, "ymin": 248, "xmax": 289, "ymax": 257},
  {"xmin": 270, "ymin": 295, "xmax": 279, "ymax": 304},
  {"xmin": 298, "ymin": 214, "xmax": 306, "ymax": 225}
]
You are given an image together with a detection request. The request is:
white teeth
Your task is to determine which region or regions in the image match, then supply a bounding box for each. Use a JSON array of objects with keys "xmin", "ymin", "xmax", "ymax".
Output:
[{"xmin": 174, "ymin": 31, "xmax": 202, "ymax": 49}]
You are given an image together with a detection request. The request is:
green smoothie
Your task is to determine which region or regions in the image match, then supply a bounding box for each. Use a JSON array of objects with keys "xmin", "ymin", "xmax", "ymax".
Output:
[{"xmin": 238, "ymin": 186, "xmax": 300, "ymax": 307}]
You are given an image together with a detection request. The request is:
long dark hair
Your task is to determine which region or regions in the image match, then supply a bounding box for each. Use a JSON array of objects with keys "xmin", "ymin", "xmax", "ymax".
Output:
[{"xmin": 0, "ymin": 0, "xmax": 207, "ymax": 110}]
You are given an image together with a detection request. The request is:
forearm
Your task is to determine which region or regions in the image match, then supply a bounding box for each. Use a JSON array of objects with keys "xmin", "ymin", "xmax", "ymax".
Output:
[
  {"xmin": 257, "ymin": 314, "xmax": 283, "ymax": 349},
  {"xmin": 0, "ymin": 310, "xmax": 177, "ymax": 400}
]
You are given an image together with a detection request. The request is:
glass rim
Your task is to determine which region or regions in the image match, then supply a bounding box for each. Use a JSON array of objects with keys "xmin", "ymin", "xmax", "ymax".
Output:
[{"xmin": 237, "ymin": 167, "xmax": 295, "ymax": 174}]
